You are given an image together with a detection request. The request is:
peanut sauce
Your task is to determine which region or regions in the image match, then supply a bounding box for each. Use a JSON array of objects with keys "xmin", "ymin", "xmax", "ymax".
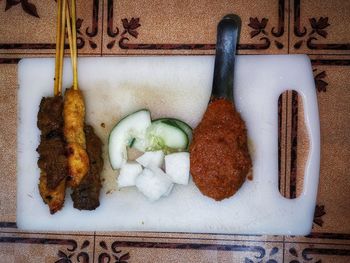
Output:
[{"xmin": 190, "ymin": 98, "xmax": 252, "ymax": 201}]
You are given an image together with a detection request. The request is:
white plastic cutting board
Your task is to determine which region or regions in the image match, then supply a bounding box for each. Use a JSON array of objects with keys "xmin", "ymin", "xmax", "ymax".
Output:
[{"xmin": 17, "ymin": 55, "xmax": 320, "ymax": 235}]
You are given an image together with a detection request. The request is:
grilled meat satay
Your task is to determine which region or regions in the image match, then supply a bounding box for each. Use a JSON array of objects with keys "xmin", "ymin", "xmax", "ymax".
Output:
[
  {"xmin": 63, "ymin": 88, "xmax": 89, "ymax": 188},
  {"xmin": 39, "ymin": 171, "xmax": 66, "ymax": 214},
  {"xmin": 37, "ymin": 96, "xmax": 67, "ymax": 189},
  {"xmin": 71, "ymin": 125, "xmax": 103, "ymax": 210},
  {"xmin": 36, "ymin": 96, "xmax": 67, "ymax": 213}
]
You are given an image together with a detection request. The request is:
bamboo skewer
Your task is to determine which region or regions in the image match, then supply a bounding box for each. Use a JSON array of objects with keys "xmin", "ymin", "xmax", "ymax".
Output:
[
  {"xmin": 65, "ymin": 0, "xmax": 74, "ymax": 64},
  {"xmin": 71, "ymin": 0, "xmax": 78, "ymax": 90},
  {"xmin": 57, "ymin": 0, "xmax": 66, "ymax": 96},
  {"xmin": 54, "ymin": 0, "xmax": 63, "ymax": 96}
]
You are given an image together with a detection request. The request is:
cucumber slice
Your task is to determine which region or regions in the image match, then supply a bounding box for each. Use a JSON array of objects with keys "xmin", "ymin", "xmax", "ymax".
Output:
[
  {"xmin": 147, "ymin": 121, "xmax": 189, "ymax": 151},
  {"xmin": 132, "ymin": 121, "xmax": 189, "ymax": 153},
  {"xmin": 108, "ymin": 110, "xmax": 151, "ymax": 169},
  {"xmin": 152, "ymin": 118, "xmax": 193, "ymax": 144}
]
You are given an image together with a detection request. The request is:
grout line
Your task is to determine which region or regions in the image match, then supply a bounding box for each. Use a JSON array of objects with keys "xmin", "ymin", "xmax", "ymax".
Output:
[
  {"xmin": 284, "ymin": 240, "xmax": 350, "ymax": 246},
  {"xmin": 93, "ymin": 234, "xmax": 283, "ymax": 243},
  {"xmin": 287, "ymin": 0, "xmax": 290, "ymax": 53},
  {"xmin": 100, "ymin": 0, "xmax": 104, "ymax": 57},
  {"xmin": 0, "ymin": 230, "xmax": 95, "ymax": 237},
  {"xmin": 93, "ymin": 232, "xmax": 96, "ymax": 263},
  {"xmin": 283, "ymin": 235, "xmax": 285, "ymax": 262}
]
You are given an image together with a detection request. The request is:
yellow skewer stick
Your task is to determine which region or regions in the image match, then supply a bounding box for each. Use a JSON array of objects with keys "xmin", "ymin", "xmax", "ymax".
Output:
[
  {"xmin": 65, "ymin": 0, "xmax": 74, "ymax": 63},
  {"xmin": 57, "ymin": 0, "xmax": 66, "ymax": 96},
  {"xmin": 71, "ymin": 0, "xmax": 78, "ymax": 90},
  {"xmin": 54, "ymin": 0, "xmax": 63, "ymax": 96}
]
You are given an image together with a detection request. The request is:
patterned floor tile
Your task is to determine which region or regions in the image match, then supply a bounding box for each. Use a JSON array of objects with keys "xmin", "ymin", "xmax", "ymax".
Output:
[
  {"xmin": 285, "ymin": 56, "xmax": 350, "ymax": 245},
  {"xmin": 95, "ymin": 235, "xmax": 283, "ymax": 263},
  {"xmin": 0, "ymin": 231, "xmax": 94, "ymax": 263},
  {"xmin": 102, "ymin": 0, "xmax": 289, "ymax": 55},
  {"xmin": 285, "ymin": 242, "xmax": 350, "ymax": 263},
  {"xmin": 0, "ymin": 0, "xmax": 103, "ymax": 56},
  {"xmin": 290, "ymin": 0, "xmax": 350, "ymax": 55}
]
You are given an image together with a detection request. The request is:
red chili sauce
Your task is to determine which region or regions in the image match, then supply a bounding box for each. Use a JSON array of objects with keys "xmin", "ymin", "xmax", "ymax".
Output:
[{"xmin": 190, "ymin": 98, "xmax": 252, "ymax": 201}]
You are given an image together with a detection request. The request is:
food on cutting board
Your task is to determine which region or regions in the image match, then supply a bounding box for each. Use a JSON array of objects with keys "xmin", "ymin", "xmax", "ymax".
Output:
[
  {"xmin": 37, "ymin": 0, "xmax": 102, "ymax": 214},
  {"xmin": 108, "ymin": 110, "xmax": 151, "ymax": 169},
  {"xmin": 37, "ymin": 96, "xmax": 67, "ymax": 214},
  {"xmin": 63, "ymin": 88, "xmax": 90, "ymax": 188},
  {"xmin": 190, "ymin": 98, "xmax": 252, "ymax": 201},
  {"xmin": 109, "ymin": 110, "xmax": 192, "ymax": 201},
  {"xmin": 71, "ymin": 125, "xmax": 103, "ymax": 210}
]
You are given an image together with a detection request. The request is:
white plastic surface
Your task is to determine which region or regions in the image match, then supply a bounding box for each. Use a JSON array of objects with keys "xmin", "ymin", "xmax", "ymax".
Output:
[{"xmin": 17, "ymin": 55, "xmax": 320, "ymax": 234}]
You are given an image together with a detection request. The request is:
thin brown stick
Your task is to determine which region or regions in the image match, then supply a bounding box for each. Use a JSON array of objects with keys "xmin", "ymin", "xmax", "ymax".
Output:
[
  {"xmin": 54, "ymin": 0, "xmax": 63, "ymax": 96},
  {"xmin": 71, "ymin": 0, "xmax": 78, "ymax": 90}
]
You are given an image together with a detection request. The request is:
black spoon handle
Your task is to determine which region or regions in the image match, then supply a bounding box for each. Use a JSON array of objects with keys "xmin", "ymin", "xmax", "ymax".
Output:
[{"xmin": 211, "ymin": 14, "xmax": 241, "ymax": 101}]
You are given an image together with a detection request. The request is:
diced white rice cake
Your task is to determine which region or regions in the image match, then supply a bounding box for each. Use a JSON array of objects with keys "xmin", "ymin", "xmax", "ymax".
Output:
[
  {"xmin": 136, "ymin": 150, "xmax": 164, "ymax": 168},
  {"xmin": 135, "ymin": 167, "xmax": 173, "ymax": 201},
  {"xmin": 117, "ymin": 162, "xmax": 142, "ymax": 188},
  {"xmin": 165, "ymin": 152, "xmax": 190, "ymax": 185}
]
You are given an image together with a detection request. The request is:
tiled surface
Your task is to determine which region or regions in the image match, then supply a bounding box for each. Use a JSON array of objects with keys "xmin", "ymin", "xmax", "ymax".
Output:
[
  {"xmin": 102, "ymin": 0, "xmax": 289, "ymax": 55},
  {"xmin": 94, "ymin": 236, "xmax": 283, "ymax": 263},
  {"xmin": 0, "ymin": 232, "xmax": 94, "ymax": 263},
  {"xmin": 0, "ymin": 0, "xmax": 103, "ymax": 55},
  {"xmin": 1, "ymin": 0, "xmax": 350, "ymax": 262},
  {"xmin": 290, "ymin": 0, "xmax": 350, "ymax": 55}
]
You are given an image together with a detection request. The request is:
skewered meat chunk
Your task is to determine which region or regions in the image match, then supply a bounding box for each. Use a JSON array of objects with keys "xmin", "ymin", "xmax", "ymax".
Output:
[
  {"xmin": 71, "ymin": 125, "xmax": 103, "ymax": 210},
  {"xmin": 39, "ymin": 171, "xmax": 66, "ymax": 214},
  {"xmin": 37, "ymin": 96, "xmax": 67, "ymax": 190},
  {"xmin": 37, "ymin": 96, "xmax": 64, "ymax": 136},
  {"xmin": 63, "ymin": 88, "xmax": 89, "ymax": 188}
]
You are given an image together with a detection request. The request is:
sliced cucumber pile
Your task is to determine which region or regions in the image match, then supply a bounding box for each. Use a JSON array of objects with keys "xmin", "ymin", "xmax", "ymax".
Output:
[
  {"xmin": 109, "ymin": 110, "xmax": 192, "ymax": 169},
  {"xmin": 108, "ymin": 109, "xmax": 151, "ymax": 169},
  {"xmin": 108, "ymin": 110, "xmax": 193, "ymax": 201}
]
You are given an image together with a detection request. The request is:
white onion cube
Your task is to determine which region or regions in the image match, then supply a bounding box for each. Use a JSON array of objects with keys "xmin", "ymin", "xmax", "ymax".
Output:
[
  {"xmin": 136, "ymin": 150, "xmax": 164, "ymax": 168},
  {"xmin": 117, "ymin": 162, "xmax": 142, "ymax": 188},
  {"xmin": 165, "ymin": 152, "xmax": 190, "ymax": 185},
  {"xmin": 135, "ymin": 168, "xmax": 173, "ymax": 201}
]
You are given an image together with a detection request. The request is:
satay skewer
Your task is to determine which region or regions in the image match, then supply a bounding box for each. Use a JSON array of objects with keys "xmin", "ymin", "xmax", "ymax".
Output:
[
  {"xmin": 38, "ymin": 0, "xmax": 68, "ymax": 214},
  {"xmin": 63, "ymin": 0, "xmax": 90, "ymax": 188}
]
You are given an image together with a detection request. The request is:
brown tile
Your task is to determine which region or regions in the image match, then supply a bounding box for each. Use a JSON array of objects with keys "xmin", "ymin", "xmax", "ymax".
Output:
[
  {"xmin": 290, "ymin": 0, "xmax": 350, "ymax": 55},
  {"xmin": 95, "ymin": 235, "xmax": 283, "ymax": 263},
  {"xmin": 0, "ymin": 231, "xmax": 94, "ymax": 263},
  {"xmin": 285, "ymin": 242, "xmax": 350, "ymax": 263},
  {"xmin": 0, "ymin": 0, "xmax": 102, "ymax": 56},
  {"xmin": 286, "ymin": 57, "xmax": 350, "ymax": 244},
  {"xmin": 102, "ymin": 0, "xmax": 289, "ymax": 55},
  {"xmin": 0, "ymin": 63, "xmax": 17, "ymax": 223},
  {"xmin": 284, "ymin": 90, "xmax": 309, "ymax": 199}
]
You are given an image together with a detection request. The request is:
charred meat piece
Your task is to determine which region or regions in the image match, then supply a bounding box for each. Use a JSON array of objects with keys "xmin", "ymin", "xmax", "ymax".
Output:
[
  {"xmin": 37, "ymin": 136, "xmax": 67, "ymax": 189},
  {"xmin": 63, "ymin": 88, "xmax": 89, "ymax": 188},
  {"xmin": 71, "ymin": 125, "xmax": 103, "ymax": 210},
  {"xmin": 39, "ymin": 171, "xmax": 66, "ymax": 214},
  {"xmin": 37, "ymin": 96, "xmax": 67, "ymax": 190},
  {"xmin": 37, "ymin": 96, "xmax": 64, "ymax": 136}
]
